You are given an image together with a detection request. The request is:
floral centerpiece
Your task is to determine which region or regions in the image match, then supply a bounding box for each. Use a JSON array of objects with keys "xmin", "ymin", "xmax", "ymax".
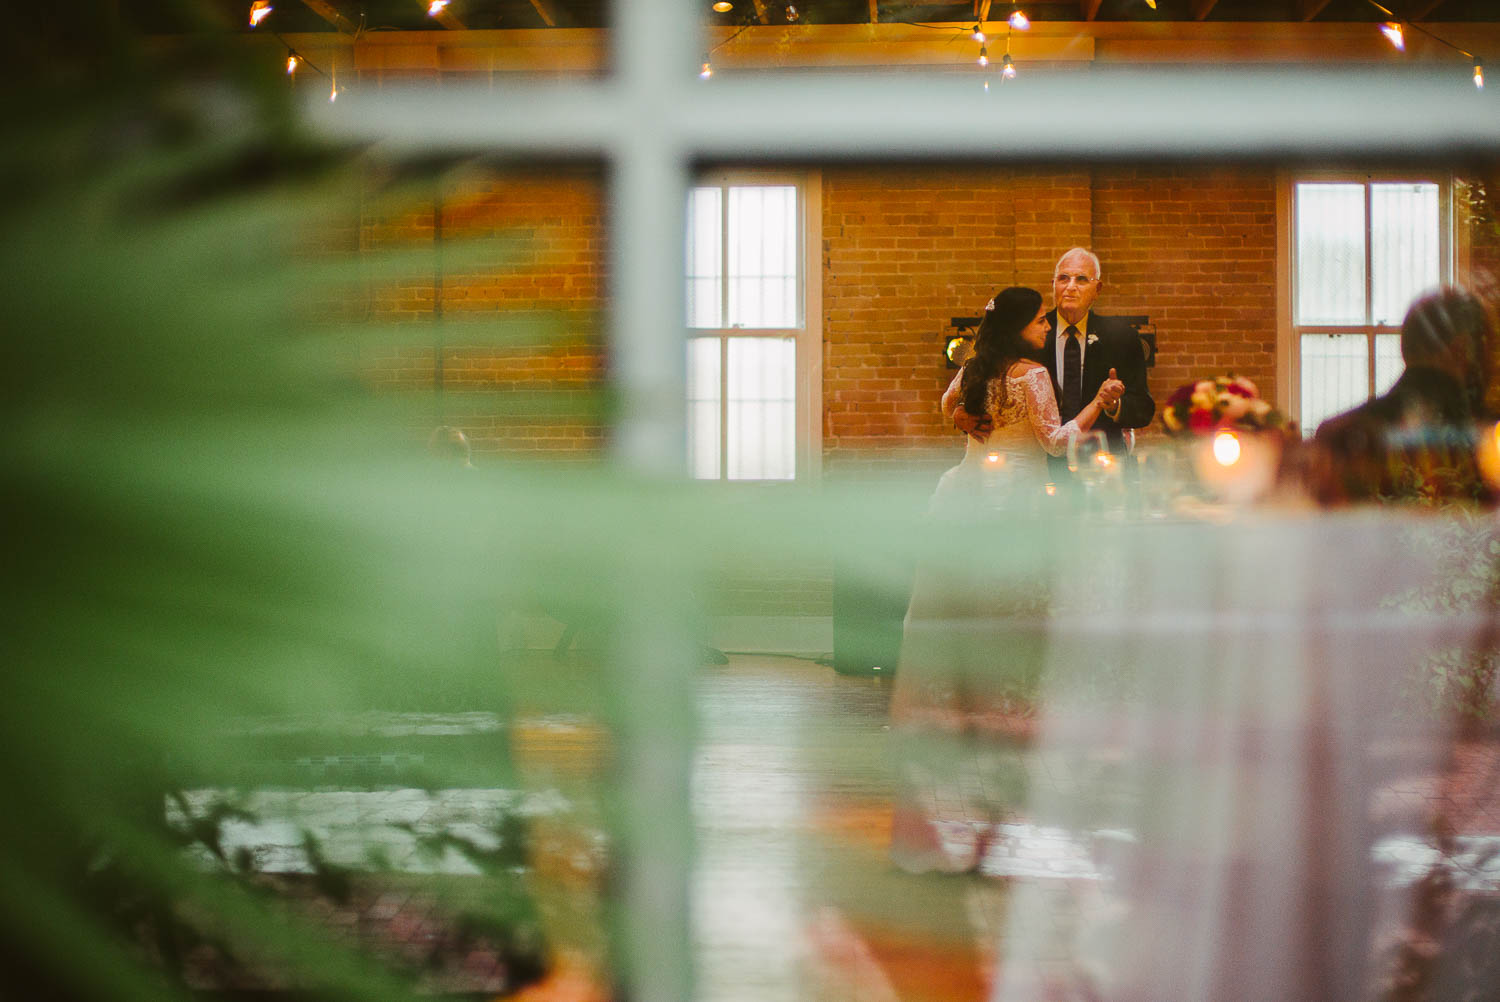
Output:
[
  {"xmin": 1158, "ymin": 375, "xmax": 1289, "ymax": 507},
  {"xmin": 1161, "ymin": 374, "xmax": 1286, "ymax": 437}
]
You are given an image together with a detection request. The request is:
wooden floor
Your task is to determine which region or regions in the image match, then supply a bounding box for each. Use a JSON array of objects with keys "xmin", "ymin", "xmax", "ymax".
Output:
[{"xmin": 513, "ymin": 653, "xmax": 1011, "ymax": 1002}]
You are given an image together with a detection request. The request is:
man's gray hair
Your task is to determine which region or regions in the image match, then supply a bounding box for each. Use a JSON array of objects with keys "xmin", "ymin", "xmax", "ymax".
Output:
[{"xmin": 1054, "ymin": 247, "xmax": 1102, "ymax": 281}]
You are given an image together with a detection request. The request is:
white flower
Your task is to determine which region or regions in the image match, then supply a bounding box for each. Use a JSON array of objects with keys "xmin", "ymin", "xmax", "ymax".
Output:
[
  {"xmin": 984, "ymin": 298, "xmax": 996, "ymax": 312},
  {"xmin": 1087, "ymin": 333, "xmax": 1098, "ymax": 346}
]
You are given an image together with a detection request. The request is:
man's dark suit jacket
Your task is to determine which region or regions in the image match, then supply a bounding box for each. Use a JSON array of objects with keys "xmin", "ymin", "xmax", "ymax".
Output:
[{"xmin": 1043, "ymin": 309, "xmax": 1155, "ymax": 456}]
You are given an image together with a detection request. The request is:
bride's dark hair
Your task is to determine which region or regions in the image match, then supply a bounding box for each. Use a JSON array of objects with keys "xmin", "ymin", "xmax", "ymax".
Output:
[{"xmin": 960, "ymin": 286, "xmax": 1044, "ymax": 419}]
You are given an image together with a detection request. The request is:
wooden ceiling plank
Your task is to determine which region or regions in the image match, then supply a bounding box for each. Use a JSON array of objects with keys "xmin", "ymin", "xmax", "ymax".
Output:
[
  {"xmin": 298, "ymin": 0, "xmax": 357, "ymax": 34},
  {"xmin": 528, "ymin": 0, "xmax": 558, "ymax": 27},
  {"xmin": 1190, "ymin": 0, "xmax": 1218, "ymax": 19},
  {"xmin": 1296, "ymin": 0, "xmax": 1333, "ymax": 20},
  {"xmin": 1080, "ymin": 0, "xmax": 1104, "ymax": 22}
]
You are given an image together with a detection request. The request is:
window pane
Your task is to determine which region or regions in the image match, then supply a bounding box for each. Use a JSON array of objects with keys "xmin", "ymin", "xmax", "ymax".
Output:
[
  {"xmin": 687, "ymin": 337, "xmax": 721, "ymax": 479},
  {"xmin": 1371, "ymin": 182, "xmax": 1440, "ymax": 326},
  {"xmin": 686, "ymin": 187, "xmax": 722, "ymax": 329},
  {"xmin": 1296, "ymin": 183, "xmax": 1366, "ymax": 326},
  {"xmin": 1374, "ymin": 333, "xmax": 1403, "ymax": 396},
  {"xmin": 726, "ymin": 336, "xmax": 795, "ymax": 480},
  {"xmin": 727, "ymin": 186, "xmax": 798, "ymax": 329},
  {"xmin": 1301, "ymin": 333, "xmax": 1369, "ymax": 433}
]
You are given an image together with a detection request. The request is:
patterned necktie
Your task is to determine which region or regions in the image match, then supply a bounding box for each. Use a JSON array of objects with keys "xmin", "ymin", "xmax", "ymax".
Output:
[{"xmin": 1062, "ymin": 325, "xmax": 1082, "ymax": 420}]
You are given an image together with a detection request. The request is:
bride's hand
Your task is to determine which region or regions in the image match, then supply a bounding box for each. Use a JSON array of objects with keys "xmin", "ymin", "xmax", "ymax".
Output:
[{"xmin": 1095, "ymin": 370, "xmax": 1125, "ymax": 408}]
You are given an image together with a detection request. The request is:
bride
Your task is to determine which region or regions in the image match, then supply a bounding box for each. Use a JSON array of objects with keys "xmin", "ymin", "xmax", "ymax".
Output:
[
  {"xmin": 889, "ymin": 286, "xmax": 1122, "ymax": 875},
  {"xmin": 935, "ymin": 285, "xmax": 1122, "ymax": 511}
]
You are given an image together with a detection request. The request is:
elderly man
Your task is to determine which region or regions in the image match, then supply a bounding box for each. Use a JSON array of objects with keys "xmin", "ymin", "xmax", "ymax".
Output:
[{"xmin": 951, "ymin": 247, "xmax": 1155, "ymax": 470}]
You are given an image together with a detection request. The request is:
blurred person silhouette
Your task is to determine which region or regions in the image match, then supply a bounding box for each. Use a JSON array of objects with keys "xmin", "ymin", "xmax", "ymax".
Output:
[
  {"xmin": 1308, "ymin": 287, "xmax": 1497, "ymax": 506},
  {"xmin": 428, "ymin": 424, "xmax": 475, "ymax": 469}
]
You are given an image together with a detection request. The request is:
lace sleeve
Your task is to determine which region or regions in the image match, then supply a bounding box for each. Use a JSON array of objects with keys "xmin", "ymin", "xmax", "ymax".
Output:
[
  {"xmin": 941, "ymin": 369, "xmax": 964, "ymax": 421},
  {"xmin": 1011, "ymin": 365, "xmax": 1080, "ymax": 456}
]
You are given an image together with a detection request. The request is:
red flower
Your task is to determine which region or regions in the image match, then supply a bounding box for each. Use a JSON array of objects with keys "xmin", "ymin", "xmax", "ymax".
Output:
[
  {"xmin": 1224, "ymin": 383, "xmax": 1254, "ymax": 399},
  {"xmin": 1188, "ymin": 408, "xmax": 1215, "ymax": 431}
]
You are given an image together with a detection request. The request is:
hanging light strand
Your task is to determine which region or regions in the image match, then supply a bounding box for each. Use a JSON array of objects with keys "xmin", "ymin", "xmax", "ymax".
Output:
[
  {"xmin": 1363, "ymin": 0, "xmax": 1487, "ymax": 88},
  {"xmin": 701, "ymin": 21, "xmax": 753, "ymax": 78}
]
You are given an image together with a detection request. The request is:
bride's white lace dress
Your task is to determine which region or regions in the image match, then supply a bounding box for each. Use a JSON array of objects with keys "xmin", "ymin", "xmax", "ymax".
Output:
[
  {"xmin": 928, "ymin": 363, "xmax": 1081, "ymax": 513},
  {"xmin": 889, "ymin": 362, "xmax": 1080, "ymax": 874}
]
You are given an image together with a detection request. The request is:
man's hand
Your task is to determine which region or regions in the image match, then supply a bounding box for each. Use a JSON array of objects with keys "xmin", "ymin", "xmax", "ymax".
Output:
[
  {"xmin": 953, "ymin": 405, "xmax": 992, "ymax": 442},
  {"xmin": 1096, "ymin": 367, "xmax": 1125, "ymax": 413}
]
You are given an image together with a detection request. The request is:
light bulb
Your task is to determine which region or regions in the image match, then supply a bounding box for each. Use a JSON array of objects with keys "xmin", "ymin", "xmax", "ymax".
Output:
[
  {"xmin": 700, "ymin": 59, "xmax": 713, "ymax": 79},
  {"xmin": 1008, "ymin": 9, "xmax": 1029, "ymax": 30},
  {"xmin": 1001, "ymin": 53, "xmax": 1016, "ymax": 79},
  {"xmin": 1476, "ymin": 63, "xmax": 1485, "ymax": 89},
  {"xmin": 427, "ymin": 0, "xmax": 448, "ymax": 14},
  {"xmin": 329, "ymin": 84, "xmax": 338, "ymax": 102},
  {"xmin": 1212, "ymin": 430, "xmax": 1242, "ymax": 467},
  {"xmin": 983, "ymin": 78, "xmax": 990, "ymax": 93},
  {"xmin": 785, "ymin": 4, "xmax": 798, "ymax": 21},
  {"xmin": 249, "ymin": 1, "xmax": 272, "ymax": 27},
  {"xmin": 712, "ymin": 1, "xmax": 733, "ymax": 11},
  {"xmin": 286, "ymin": 54, "xmax": 299, "ymax": 74},
  {"xmin": 978, "ymin": 46, "xmax": 988, "ymax": 68},
  {"xmin": 1380, "ymin": 22, "xmax": 1404, "ymax": 51},
  {"xmin": 1144, "ymin": 0, "xmax": 1156, "ymax": 8},
  {"xmin": 971, "ymin": 25, "xmax": 985, "ymax": 43}
]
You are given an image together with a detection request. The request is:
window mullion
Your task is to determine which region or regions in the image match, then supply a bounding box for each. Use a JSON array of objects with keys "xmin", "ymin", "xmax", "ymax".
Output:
[{"xmin": 1365, "ymin": 181, "xmax": 1376, "ymax": 400}]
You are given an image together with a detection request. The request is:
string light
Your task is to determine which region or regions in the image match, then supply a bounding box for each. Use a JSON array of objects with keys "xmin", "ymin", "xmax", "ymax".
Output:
[
  {"xmin": 1477, "ymin": 62, "xmax": 1486, "ymax": 89},
  {"xmin": 712, "ymin": 1, "xmax": 733, "ymax": 11},
  {"xmin": 978, "ymin": 45, "xmax": 988, "ymax": 68},
  {"xmin": 329, "ymin": 58, "xmax": 338, "ymax": 102},
  {"xmin": 1380, "ymin": 21, "xmax": 1405, "ymax": 51},
  {"xmin": 971, "ymin": 24, "xmax": 985, "ymax": 43},
  {"xmin": 248, "ymin": 1, "xmax": 272, "ymax": 27},
  {"xmin": 700, "ymin": 57, "xmax": 713, "ymax": 79},
  {"xmin": 286, "ymin": 53, "xmax": 299, "ymax": 74},
  {"xmin": 1001, "ymin": 52, "xmax": 1016, "ymax": 79},
  {"xmin": 1144, "ymin": 0, "xmax": 1156, "ymax": 8},
  {"xmin": 785, "ymin": 4, "xmax": 798, "ymax": 21},
  {"xmin": 427, "ymin": 0, "xmax": 449, "ymax": 15},
  {"xmin": 1008, "ymin": 6, "xmax": 1029, "ymax": 31}
]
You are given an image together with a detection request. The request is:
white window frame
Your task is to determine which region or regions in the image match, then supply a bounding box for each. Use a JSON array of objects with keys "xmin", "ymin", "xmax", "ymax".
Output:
[
  {"xmin": 687, "ymin": 168, "xmax": 822, "ymax": 483},
  {"xmin": 1276, "ymin": 170, "xmax": 1460, "ymax": 430}
]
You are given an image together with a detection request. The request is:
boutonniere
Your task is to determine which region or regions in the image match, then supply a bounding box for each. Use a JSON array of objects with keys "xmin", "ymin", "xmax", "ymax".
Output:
[{"xmin": 1087, "ymin": 333, "xmax": 1098, "ymax": 346}]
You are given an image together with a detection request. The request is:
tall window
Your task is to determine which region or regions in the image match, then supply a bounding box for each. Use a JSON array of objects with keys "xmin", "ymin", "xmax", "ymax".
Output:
[
  {"xmin": 1293, "ymin": 177, "xmax": 1449, "ymax": 432},
  {"xmin": 686, "ymin": 174, "xmax": 817, "ymax": 480}
]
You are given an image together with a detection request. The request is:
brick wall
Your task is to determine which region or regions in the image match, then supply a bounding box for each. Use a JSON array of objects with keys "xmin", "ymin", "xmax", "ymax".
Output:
[
  {"xmin": 820, "ymin": 166, "xmax": 1092, "ymax": 481},
  {"xmin": 820, "ymin": 164, "xmax": 1280, "ymax": 476},
  {"xmin": 353, "ymin": 164, "xmax": 608, "ymax": 460}
]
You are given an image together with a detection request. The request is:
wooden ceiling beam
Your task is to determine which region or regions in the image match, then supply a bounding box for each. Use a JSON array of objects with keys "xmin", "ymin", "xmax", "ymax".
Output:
[
  {"xmin": 298, "ymin": 0, "xmax": 357, "ymax": 34},
  {"xmin": 869, "ymin": 0, "xmax": 879, "ymax": 24},
  {"xmin": 751, "ymin": 0, "xmax": 772, "ymax": 25},
  {"xmin": 978, "ymin": 0, "xmax": 992, "ymax": 26},
  {"xmin": 1296, "ymin": 0, "xmax": 1332, "ymax": 20},
  {"xmin": 528, "ymin": 0, "xmax": 557, "ymax": 26},
  {"xmin": 1080, "ymin": 0, "xmax": 1104, "ymax": 22},
  {"xmin": 432, "ymin": 8, "xmax": 466, "ymax": 29},
  {"xmin": 1190, "ymin": 0, "xmax": 1218, "ymax": 19}
]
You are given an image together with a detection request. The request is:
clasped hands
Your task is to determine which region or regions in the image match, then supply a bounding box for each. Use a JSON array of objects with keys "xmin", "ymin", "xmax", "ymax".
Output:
[{"xmin": 952, "ymin": 368, "xmax": 1125, "ymax": 442}]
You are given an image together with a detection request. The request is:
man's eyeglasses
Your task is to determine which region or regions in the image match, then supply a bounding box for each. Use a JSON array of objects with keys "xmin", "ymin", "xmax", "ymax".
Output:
[{"xmin": 1054, "ymin": 273, "xmax": 1096, "ymax": 286}]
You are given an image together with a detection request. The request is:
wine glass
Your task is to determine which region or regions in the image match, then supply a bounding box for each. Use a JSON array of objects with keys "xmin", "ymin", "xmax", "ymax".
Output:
[{"xmin": 1067, "ymin": 431, "xmax": 1118, "ymax": 512}]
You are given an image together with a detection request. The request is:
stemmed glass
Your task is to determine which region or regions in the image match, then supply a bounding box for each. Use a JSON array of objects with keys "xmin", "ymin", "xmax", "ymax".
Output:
[{"xmin": 1067, "ymin": 431, "xmax": 1119, "ymax": 512}]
